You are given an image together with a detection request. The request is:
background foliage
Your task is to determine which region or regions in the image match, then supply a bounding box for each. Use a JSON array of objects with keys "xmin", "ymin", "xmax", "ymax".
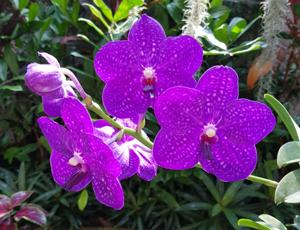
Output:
[{"xmin": 0, "ymin": 0, "xmax": 299, "ymax": 229}]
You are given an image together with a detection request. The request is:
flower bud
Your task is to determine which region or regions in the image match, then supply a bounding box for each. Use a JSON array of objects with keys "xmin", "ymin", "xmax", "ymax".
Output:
[{"xmin": 25, "ymin": 63, "xmax": 65, "ymax": 95}]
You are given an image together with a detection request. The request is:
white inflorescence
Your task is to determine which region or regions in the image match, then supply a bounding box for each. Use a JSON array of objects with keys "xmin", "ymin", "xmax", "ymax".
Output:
[
  {"xmin": 182, "ymin": 0, "xmax": 210, "ymax": 36},
  {"xmin": 143, "ymin": 67, "xmax": 155, "ymax": 80},
  {"xmin": 261, "ymin": 0, "xmax": 289, "ymax": 60}
]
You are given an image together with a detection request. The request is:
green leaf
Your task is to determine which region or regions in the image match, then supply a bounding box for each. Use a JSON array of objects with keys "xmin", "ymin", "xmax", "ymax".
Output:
[
  {"xmin": 51, "ymin": 0, "xmax": 67, "ymax": 14},
  {"xmin": 228, "ymin": 17, "xmax": 247, "ymax": 41},
  {"xmin": 0, "ymin": 60, "xmax": 8, "ymax": 81},
  {"xmin": 221, "ymin": 182, "xmax": 242, "ymax": 206},
  {"xmin": 264, "ymin": 94, "xmax": 300, "ymax": 141},
  {"xmin": 210, "ymin": 0, "xmax": 223, "ymax": 9},
  {"xmin": 178, "ymin": 202, "xmax": 212, "ymax": 211},
  {"xmin": 238, "ymin": 219, "xmax": 271, "ymax": 230},
  {"xmin": 18, "ymin": 162, "xmax": 26, "ymax": 191},
  {"xmin": 275, "ymin": 169, "xmax": 300, "ymax": 204},
  {"xmin": 4, "ymin": 45, "xmax": 18, "ymax": 75},
  {"xmin": 277, "ymin": 141, "xmax": 300, "ymax": 168},
  {"xmin": 291, "ymin": 215, "xmax": 300, "ymax": 230},
  {"xmin": 197, "ymin": 28, "xmax": 227, "ymax": 50},
  {"xmin": 210, "ymin": 5, "xmax": 230, "ymax": 28},
  {"xmin": 0, "ymin": 85, "xmax": 23, "ymax": 91},
  {"xmin": 159, "ymin": 189, "xmax": 179, "ymax": 209},
  {"xmin": 200, "ymin": 172, "xmax": 221, "ymax": 202},
  {"xmin": 78, "ymin": 18, "xmax": 106, "ymax": 37},
  {"xmin": 18, "ymin": 0, "xmax": 29, "ymax": 10},
  {"xmin": 114, "ymin": 0, "xmax": 144, "ymax": 22},
  {"xmin": 28, "ymin": 2, "xmax": 40, "ymax": 22},
  {"xmin": 82, "ymin": 3, "xmax": 110, "ymax": 29},
  {"xmin": 211, "ymin": 203, "xmax": 222, "ymax": 216},
  {"xmin": 93, "ymin": 0, "xmax": 113, "ymax": 21},
  {"xmin": 259, "ymin": 214, "xmax": 287, "ymax": 230},
  {"xmin": 77, "ymin": 189, "xmax": 88, "ymax": 211},
  {"xmin": 223, "ymin": 209, "xmax": 238, "ymax": 229},
  {"xmin": 166, "ymin": 2, "xmax": 182, "ymax": 24},
  {"xmin": 213, "ymin": 24, "xmax": 229, "ymax": 44}
]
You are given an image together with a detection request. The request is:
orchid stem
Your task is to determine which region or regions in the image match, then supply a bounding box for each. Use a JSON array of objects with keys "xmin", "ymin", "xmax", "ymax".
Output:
[
  {"xmin": 86, "ymin": 99, "xmax": 278, "ymax": 188},
  {"xmin": 85, "ymin": 99, "xmax": 153, "ymax": 148},
  {"xmin": 246, "ymin": 175, "xmax": 278, "ymax": 188}
]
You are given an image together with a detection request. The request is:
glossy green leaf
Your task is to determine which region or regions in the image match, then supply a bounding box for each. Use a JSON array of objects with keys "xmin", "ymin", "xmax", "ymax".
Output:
[
  {"xmin": 213, "ymin": 24, "xmax": 228, "ymax": 44},
  {"xmin": 200, "ymin": 172, "xmax": 221, "ymax": 202},
  {"xmin": 114, "ymin": 0, "xmax": 144, "ymax": 22},
  {"xmin": 264, "ymin": 94, "xmax": 300, "ymax": 141},
  {"xmin": 159, "ymin": 189, "xmax": 179, "ymax": 209},
  {"xmin": 238, "ymin": 219, "xmax": 271, "ymax": 230},
  {"xmin": 210, "ymin": 5, "xmax": 230, "ymax": 28},
  {"xmin": 210, "ymin": 0, "xmax": 223, "ymax": 9},
  {"xmin": 196, "ymin": 28, "xmax": 227, "ymax": 50},
  {"xmin": 223, "ymin": 209, "xmax": 238, "ymax": 229},
  {"xmin": 18, "ymin": 162, "xmax": 26, "ymax": 191},
  {"xmin": 277, "ymin": 141, "xmax": 300, "ymax": 168},
  {"xmin": 82, "ymin": 3, "xmax": 110, "ymax": 29},
  {"xmin": 77, "ymin": 189, "xmax": 88, "ymax": 211},
  {"xmin": 78, "ymin": 18, "xmax": 105, "ymax": 37},
  {"xmin": 275, "ymin": 169, "xmax": 300, "ymax": 204},
  {"xmin": 51, "ymin": 0, "xmax": 67, "ymax": 14},
  {"xmin": 93, "ymin": 0, "xmax": 113, "ymax": 21},
  {"xmin": 259, "ymin": 214, "xmax": 286, "ymax": 230},
  {"xmin": 228, "ymin": 17, "xmax": 247, "ymax": 41},
  {"xmin": 166, "ymin": 2, "xmax": 181, "ymax": 24}
]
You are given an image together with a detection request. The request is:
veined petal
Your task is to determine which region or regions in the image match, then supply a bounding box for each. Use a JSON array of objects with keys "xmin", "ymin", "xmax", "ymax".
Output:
[
  {"xmin": 94, "ymin": 41, "xmax": 139, "ymax": 82},
  {"xmin": 38, "ymin": 117, "xmax": 71, "ymax": 155},
  {"xmin": 128, "ymin": 14, "xmax": 166, "ymax": 66},
  {"xmin": 61, "ymin": 98, "xmax": 93, "ymax": 134},
  {"xmin": 153, "ymin": 129, "xmax": 200, "ymax": 170},
  {"xmin": 102, "ymin": 78, "xmax": 151, "ymax": 120},
  {"xmin": 154, "ymin": 86, "xmax": 204, "ymax": 133},
  {"xmin": 221, "ymin": 99, "xmax": 276, "ymax": 145},
  {"xmin": 199, "ymin": 136, "xmax": 257, "ymax": 182},
  {"xmin": 196, "ymin": 66, "xmax": 239, "ymax": 124},
  {"xmin": 50, "ymin": 150, "xmax": 91, "ymax": 192}
]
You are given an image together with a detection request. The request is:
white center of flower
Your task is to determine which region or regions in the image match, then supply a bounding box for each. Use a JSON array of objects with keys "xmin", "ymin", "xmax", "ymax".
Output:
[
  {"xmin": 68, "ymin": 151, "xmax": 84, "ymax": 167},
  {"xmin": 143, "ymin": 67, "xmax": 155, "ymax": 80},
  {"xmin": 205, "ymin": 127, "xmax": 216, "ymax": 137}
]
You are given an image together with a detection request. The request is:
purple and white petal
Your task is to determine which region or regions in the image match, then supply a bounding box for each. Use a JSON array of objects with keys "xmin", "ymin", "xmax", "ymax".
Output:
[
  {"xmin": 132, "ymin": 143, "xmax": 157, "ymax": 181},
  {"xmin": 85, "ymin": 134, "xmax": 121, "ymax": 178},
  {"xmin": 196, "ymin": 66, "xmax": 239, "ymax": 123},
  {"xmin": 92, "ymin": 171, "xmax": 124, "ymax": 210},
  {"xmin": 38, "ymin": 52, "xmax": 60, "ymax": 68},
  {"xmin": 128, "ymin": 14, "xmax": 166, "ymax": 66},
  {"xmin": 42, "ymin": 88, "xmax": 66, "ymax": 117},
  {"xmin": 111, "ymin": 144, "xmax": 140, "ymax": 180},
  {"xmin": 221, "ymin": 99, "xmax": 276, "ymax": 145},
  {"xmin": 50, "ymin": 150, "xmax": 91, "ymax": 192},
  {"xmin": 154, "ymin": 86, "xmax": 203, "ymax": 133},
  {"xmin": 38, "ymin": 117, "xmax": 70, "ymax": 154},
  {"xmin": 94, "ymin": 41, "xmax": 140, "ymax": 82},
  {"xmin": 153, "ymin": 129, "xmax": 200, "ymax": 170},
  {"xmin": 199, "ymin": 136, "xmax": 257, "ymax": 182},
  {"xmin": 102, "ymin": 78, "xmax": 152, "ymax": 119},
  {"xmin": 61, "ymin": 98, "xmax": 93, "ymax": 134},
  {"xmin": 154, "ymin": 35, "xmax": 202, "ymax": 95}
]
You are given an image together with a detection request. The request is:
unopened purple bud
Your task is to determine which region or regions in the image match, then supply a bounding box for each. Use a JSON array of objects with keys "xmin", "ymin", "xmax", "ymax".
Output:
[{"xmin": 25, "ymin": 63, "xmax": 64, "ymax": 95}]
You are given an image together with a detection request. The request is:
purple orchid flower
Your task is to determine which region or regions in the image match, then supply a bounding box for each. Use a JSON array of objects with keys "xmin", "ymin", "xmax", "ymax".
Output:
[
  {"xmin": 25, "ymin": 52, "xmax": 76, "ymax": 117},
  {"xmin": 38, "ymin": 97, "xmax": 124, "ymax": 209},
  {"xmin": 94, "ymin": 14, "xmax": 203, "ymax": 120},
  {"xmin": 153, "ymin": 66, "xmax": 276, "ymax": 182},
  {"xmin": 94, "ymin": 119, "xmax": 157, "ymax": 181}
]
